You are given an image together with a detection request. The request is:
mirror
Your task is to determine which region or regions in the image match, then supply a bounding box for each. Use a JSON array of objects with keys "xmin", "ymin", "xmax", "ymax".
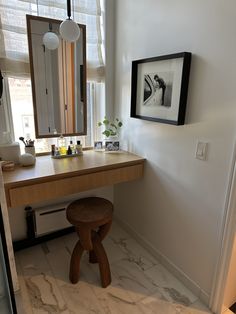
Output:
[{"xmin": 26, "ymin": 15, "xmax": 87, "ymax": 138}]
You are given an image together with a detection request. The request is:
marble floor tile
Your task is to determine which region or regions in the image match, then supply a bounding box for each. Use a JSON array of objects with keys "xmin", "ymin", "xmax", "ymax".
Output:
[
  {"xmin": 109, "ymin": 237, "xmax": 158, "ymax": 271},
  {"xmin": 138, "ymin": 290, "xmax": 185, "ymax": 314},
  {"xmin": 16, "ymin": 246, "xmax": 70, "ymax": 313},
  {"xmin": 96, "ymin": 289, "xmax": 145, "ymax": 314},
  {"xmin": 138, "ymin": 293, "xmax": 212, "ymax": 314},
  {"xmin": 16, "ymin": 245, "xmax": 52, "ymax": 277},
  {"xmin": 44, "ymin": 236, "xmax": 69, "ymax": 253},
  {"xmin": 91, "ymin": 258, "xmax": 159, "ymax": 302},
  {"xmin": 108, "ymin": 220, "xmax": 132, "ymax": 241},
  {"xmin": 144, "ymin": 263, "xmax": 198, "ymax": 306},
  {"xmin": 63, "ymin": 232, "xmax": 78, "ymax": 254},
  {"xmin": 46, "ymin": 243, "xmax": 105, "ymax": 289},
  {"xmin": 57, "ymin": 281, "xmax": 105, "ymax": 314},
  {"xmin": 14, "ymin": 255, "xmax": 33, "ymax": 314},
  {"xmin": 14, "ymin": 222, "xmax": 213, "ymax": 314},
  {"xmin": 45, "ymin": 247, "xmax": 72, "ymax": 285},
  {"xmin": 15, "ymin": 275, "xmax": 33, "ymax": 314},
  {"xmin": 102, "ymin": 237, "xmax": 127, "ymax": 264},
  {"xmin": 180, "ymin": 300, "xmax": 213, "ymax": 313},
  {"xmin": 44, "ymin": 243, "xmax": 106, "ymax": 313},
  {"xmin": 24, "ymin": 274, "xmax": 69, "ymax": 314}
]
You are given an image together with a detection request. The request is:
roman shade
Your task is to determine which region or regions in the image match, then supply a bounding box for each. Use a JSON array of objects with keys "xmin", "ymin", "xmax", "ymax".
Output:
[{"xmin": 0, "ymin": 0, "xmax": 104, "ymax": 80}]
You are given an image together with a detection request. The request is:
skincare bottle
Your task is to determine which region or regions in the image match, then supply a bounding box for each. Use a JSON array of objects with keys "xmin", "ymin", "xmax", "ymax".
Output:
[
  {"xmin": 55, "ymin": 146, "xmax": 60, "ymax": 156},
  {"xmin": 76, "ymin": 140, "xmax": 83, "ymax": 155},
  {"xmin": 69, "ymin": 140, "xmax": 75, "ymax": 154},
  {"xmin": 51, "ymin": 144, "xmax": 55, "ymax": 156},
  {"xmin": 58, "ymin": 135, "xmax": 67, "ymax": 155},
  {"xmin": 67, "ymin": 145, "xmax": 72, "ymax": 155}
]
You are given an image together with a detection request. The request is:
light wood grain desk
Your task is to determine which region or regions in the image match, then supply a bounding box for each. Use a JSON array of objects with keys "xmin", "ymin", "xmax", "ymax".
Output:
[
  {"xmin": 3, "ymin": 150, "xmax": 145, "ymax": 208},
  {"xmin": 1, "ymin": 150, "xmax": 144, "ymax": 292}
]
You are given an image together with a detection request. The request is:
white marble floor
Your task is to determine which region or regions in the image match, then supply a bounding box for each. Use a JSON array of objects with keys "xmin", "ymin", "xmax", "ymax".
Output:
[{"xmin": 15, "ymin": 221, "xmax": 213, "ymax": 314}]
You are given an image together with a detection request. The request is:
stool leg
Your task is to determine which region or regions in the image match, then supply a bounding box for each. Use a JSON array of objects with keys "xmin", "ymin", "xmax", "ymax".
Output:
[
  {"xmin": 92, "ymin": 232, "xmax": 111, "ymax": 288},
  {"xmin": 89, "ymin": 221, "xmax": 112, "ymax": 264},
  {"xmin": 97, "ymin": 220, "xmax": 112, "ymax": 241},
  {"xmin": 89, "ymin": 250, "xmax": 98, "ymax": 263},
  {"xmin": 69, "ymin": 240, "xmax": 84, "ymax": 284},
  {"xmin": 77, "ymin": 226, "xmax": 93, "ymax": 251}
]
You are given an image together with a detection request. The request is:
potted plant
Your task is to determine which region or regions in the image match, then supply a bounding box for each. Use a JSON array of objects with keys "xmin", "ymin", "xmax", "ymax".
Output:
[{"xmin": 98, "ymin": 117, "xmax": 123, "ymax": 151}]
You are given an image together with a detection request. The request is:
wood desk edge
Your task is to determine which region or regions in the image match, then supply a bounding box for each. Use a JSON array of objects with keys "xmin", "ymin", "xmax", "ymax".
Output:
[{"xmin": 3, "ymin": 151, "xmax": 145, "ymax": 189}]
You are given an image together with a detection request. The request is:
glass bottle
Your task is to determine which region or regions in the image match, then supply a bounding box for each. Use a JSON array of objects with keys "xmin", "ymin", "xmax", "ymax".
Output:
[
  {"xmin": 57, "ymin": 135, "xmax": 67, "ymax": 155},
  {"xmin": 76, "ymin": 140, "xmax": 83, "ymax": 155},
  {"xmin": 69, "ymin": 140, "xmax": 75, "ymax": 154}
]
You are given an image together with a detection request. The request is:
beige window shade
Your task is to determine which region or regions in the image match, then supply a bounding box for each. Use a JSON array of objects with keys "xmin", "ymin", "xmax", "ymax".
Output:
[{"xmin": 0, "ymin": 0, "xmax": 104, "ymax": 80}]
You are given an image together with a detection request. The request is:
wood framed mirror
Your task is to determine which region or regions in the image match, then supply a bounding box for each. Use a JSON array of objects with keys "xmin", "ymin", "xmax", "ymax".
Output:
[{"xmin": 26, "ymin": 15, "xmax": 87, "ymax": 138}]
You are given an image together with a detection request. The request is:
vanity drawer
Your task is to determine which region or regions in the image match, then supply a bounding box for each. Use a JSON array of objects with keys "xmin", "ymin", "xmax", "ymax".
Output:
[{"xmin": 7, "ymin": 163, "xmax": 143, "ymax": 208}]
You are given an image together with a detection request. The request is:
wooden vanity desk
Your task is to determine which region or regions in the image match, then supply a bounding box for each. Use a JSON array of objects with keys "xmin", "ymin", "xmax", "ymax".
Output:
[{"xmin": 3, "ymin": 150, "xmax": 145, "ymax": 208}]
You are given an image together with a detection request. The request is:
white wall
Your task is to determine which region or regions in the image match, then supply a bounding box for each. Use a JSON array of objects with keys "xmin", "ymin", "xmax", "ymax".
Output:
[{"xmin": 113, "ymin": 0, "xmax": 236, "ymax": 300}]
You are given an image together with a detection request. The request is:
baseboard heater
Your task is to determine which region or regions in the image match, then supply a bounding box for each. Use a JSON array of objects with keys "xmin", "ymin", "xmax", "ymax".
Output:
[
  {"xmin": 13, "ymin": 203, "xmax": 74, "ymax": 251},
  {"xmin": 34, "ymin": 202, "xmax": 71, "ymax": 237}
]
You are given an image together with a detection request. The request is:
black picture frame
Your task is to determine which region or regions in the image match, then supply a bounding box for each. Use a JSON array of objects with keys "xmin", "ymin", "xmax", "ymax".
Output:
[{"xmin": 130, "ymin": 52, "xmax": 191, "ymax": 125}]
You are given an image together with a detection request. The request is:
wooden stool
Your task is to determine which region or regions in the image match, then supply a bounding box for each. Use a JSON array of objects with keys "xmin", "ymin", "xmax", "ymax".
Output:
[{"xmin": 66, "ymin": 197, "xmax": 113, "ymax": 288}]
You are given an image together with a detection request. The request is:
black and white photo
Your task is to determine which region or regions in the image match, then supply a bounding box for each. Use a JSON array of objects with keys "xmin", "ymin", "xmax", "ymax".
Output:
[
  {"xmin": 94, "ymin": 141, "xmax": 103, "ymax": 150},
  {"xmin": 131, "ymin": 52, "xmax": 191, "ymax": 125},
  {"xmin": 143, "ymin": 72, "xmax": 173, "ymax": 107},
  {"xmin": 105, "ymin": 141, "xmax": 120, "ymax": 151}
]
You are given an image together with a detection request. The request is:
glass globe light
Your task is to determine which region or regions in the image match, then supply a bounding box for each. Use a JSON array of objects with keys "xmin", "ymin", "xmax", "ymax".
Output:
[
  {"xmin": 43, "ymin": 32, "xmax": 59, "ymax": 50},
  {"xmin": 59, "ymin": 19, "xmax": 80, "ymax": 42}
]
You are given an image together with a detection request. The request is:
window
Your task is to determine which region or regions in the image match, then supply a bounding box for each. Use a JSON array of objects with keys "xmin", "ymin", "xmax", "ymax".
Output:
[
  {"xmin": 8, "ymin": 77, "xmax": 35, "ymax": 142},
  {"xmin": 0, "ymin": 0, "xmax": 106, "ymax": 152},
  {"xmin": 1, "ymin": 75, "xmax": 105, "ymax": 153}
]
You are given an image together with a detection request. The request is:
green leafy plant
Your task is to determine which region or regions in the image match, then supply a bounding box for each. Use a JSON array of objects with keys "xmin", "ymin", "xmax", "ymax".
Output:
[{"xmin": 98, "ymin": 117, "xmax": 123, "ymax": 138}]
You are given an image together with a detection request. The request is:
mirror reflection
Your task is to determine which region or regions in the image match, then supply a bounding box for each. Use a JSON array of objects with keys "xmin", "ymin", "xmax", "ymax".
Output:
[{"xmin": 26, "ymin": 15, "xmax": 87, "ymax": 138}]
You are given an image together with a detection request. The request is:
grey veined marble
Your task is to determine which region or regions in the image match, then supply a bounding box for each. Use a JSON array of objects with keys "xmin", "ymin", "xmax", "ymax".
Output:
[{"xmin": 15, "ymin": 221, "xmax": 213, "ymax": 314}]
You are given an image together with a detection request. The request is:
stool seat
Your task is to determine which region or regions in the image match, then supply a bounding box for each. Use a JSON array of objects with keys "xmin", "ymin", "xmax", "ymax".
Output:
[
  {"xmin": 67, "ymin": 197, "xmax": 113, "ymax": 226},
  {"xmin": 66, "ymin": 197, "xmax": 113, "ymax": 288}
]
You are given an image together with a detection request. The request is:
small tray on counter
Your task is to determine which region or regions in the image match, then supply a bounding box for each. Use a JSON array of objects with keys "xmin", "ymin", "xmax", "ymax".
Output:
[{"xmin": 51, "ymin": 153, "xmax": 83, "ymax": 159}]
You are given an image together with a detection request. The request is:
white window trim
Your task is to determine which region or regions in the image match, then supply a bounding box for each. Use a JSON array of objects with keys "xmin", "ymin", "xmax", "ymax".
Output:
[{"xmin": 0, "ymin": 76, "xmax": 15, "ymax": 143}]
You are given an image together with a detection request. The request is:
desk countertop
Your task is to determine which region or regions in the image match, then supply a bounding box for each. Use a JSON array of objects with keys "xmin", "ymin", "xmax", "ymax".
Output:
[
  {"xmin": 2, "ymin": 150, "xmax": 145, "ymax": 208},
  {"xmin": 3, "ymin": 150, "xmax": 145, "ymax": 187}
]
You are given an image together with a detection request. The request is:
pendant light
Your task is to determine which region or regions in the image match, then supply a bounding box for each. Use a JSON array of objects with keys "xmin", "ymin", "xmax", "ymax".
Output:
[
  {"xmin": 43, "ymin": 23, "xmax": 59, "ymax": 50},
  {"xmin": 60, "ymin": 0, "xmax": 80, "ymax": 42}
]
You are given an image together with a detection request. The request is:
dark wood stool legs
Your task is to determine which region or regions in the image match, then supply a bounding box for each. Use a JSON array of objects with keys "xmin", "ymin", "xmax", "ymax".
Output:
[
  {"xmin": 69, "ymin": 220, "xmax": 112, "ymax": 288},
  {"xmin": 69, "ymin": 240, "xmax": 84, "ymax": 284},
  {"xmin": 92, "ymin": 231, "xmax": 111, "ymax": 288},
  {"xmin": 67, "ymin": 197, "xmax": 113, "ymax": 288},
  {"xmin": 89, "ymin": 221, "xmax": 112, "ymax": 264}
]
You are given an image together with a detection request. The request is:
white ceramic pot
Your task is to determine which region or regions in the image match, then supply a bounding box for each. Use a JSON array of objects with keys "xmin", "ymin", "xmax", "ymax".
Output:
[
  {"xmin": 19, "ymin": 153, "xmax": 36, "ymax": 166},
  {"xmin": 25, "ymin": 146, "xmax": 36, "ymax": 156}
]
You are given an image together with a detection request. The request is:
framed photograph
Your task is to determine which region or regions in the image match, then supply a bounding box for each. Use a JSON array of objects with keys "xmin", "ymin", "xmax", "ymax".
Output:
[
  {"xmin": 130, "ymin": 52, "xmax": 191, "ymax": 125},
  {"xmin": 94, "ymin": 141, "xmax": 103, "ymax": 150},
  {"xmin": 105, "ymin": 141, "xmax": 120, "ymax": 151}
]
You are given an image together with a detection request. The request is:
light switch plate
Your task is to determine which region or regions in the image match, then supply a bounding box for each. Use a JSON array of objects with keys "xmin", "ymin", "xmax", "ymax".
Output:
[{"xmin": 196, "ymin": 141, "xmax": 208, "ymax": 160}]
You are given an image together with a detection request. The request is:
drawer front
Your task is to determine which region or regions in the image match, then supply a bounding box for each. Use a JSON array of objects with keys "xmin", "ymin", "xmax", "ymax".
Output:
[{"xmin": 8, "ymin": 164, "xmax": 143, "ymax": 208}]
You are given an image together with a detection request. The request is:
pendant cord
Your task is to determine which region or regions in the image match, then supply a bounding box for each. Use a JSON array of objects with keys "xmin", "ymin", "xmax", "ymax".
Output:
[{"xmin": 67, "ymin": 0, "xmax": 71, "ymax": 19}]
